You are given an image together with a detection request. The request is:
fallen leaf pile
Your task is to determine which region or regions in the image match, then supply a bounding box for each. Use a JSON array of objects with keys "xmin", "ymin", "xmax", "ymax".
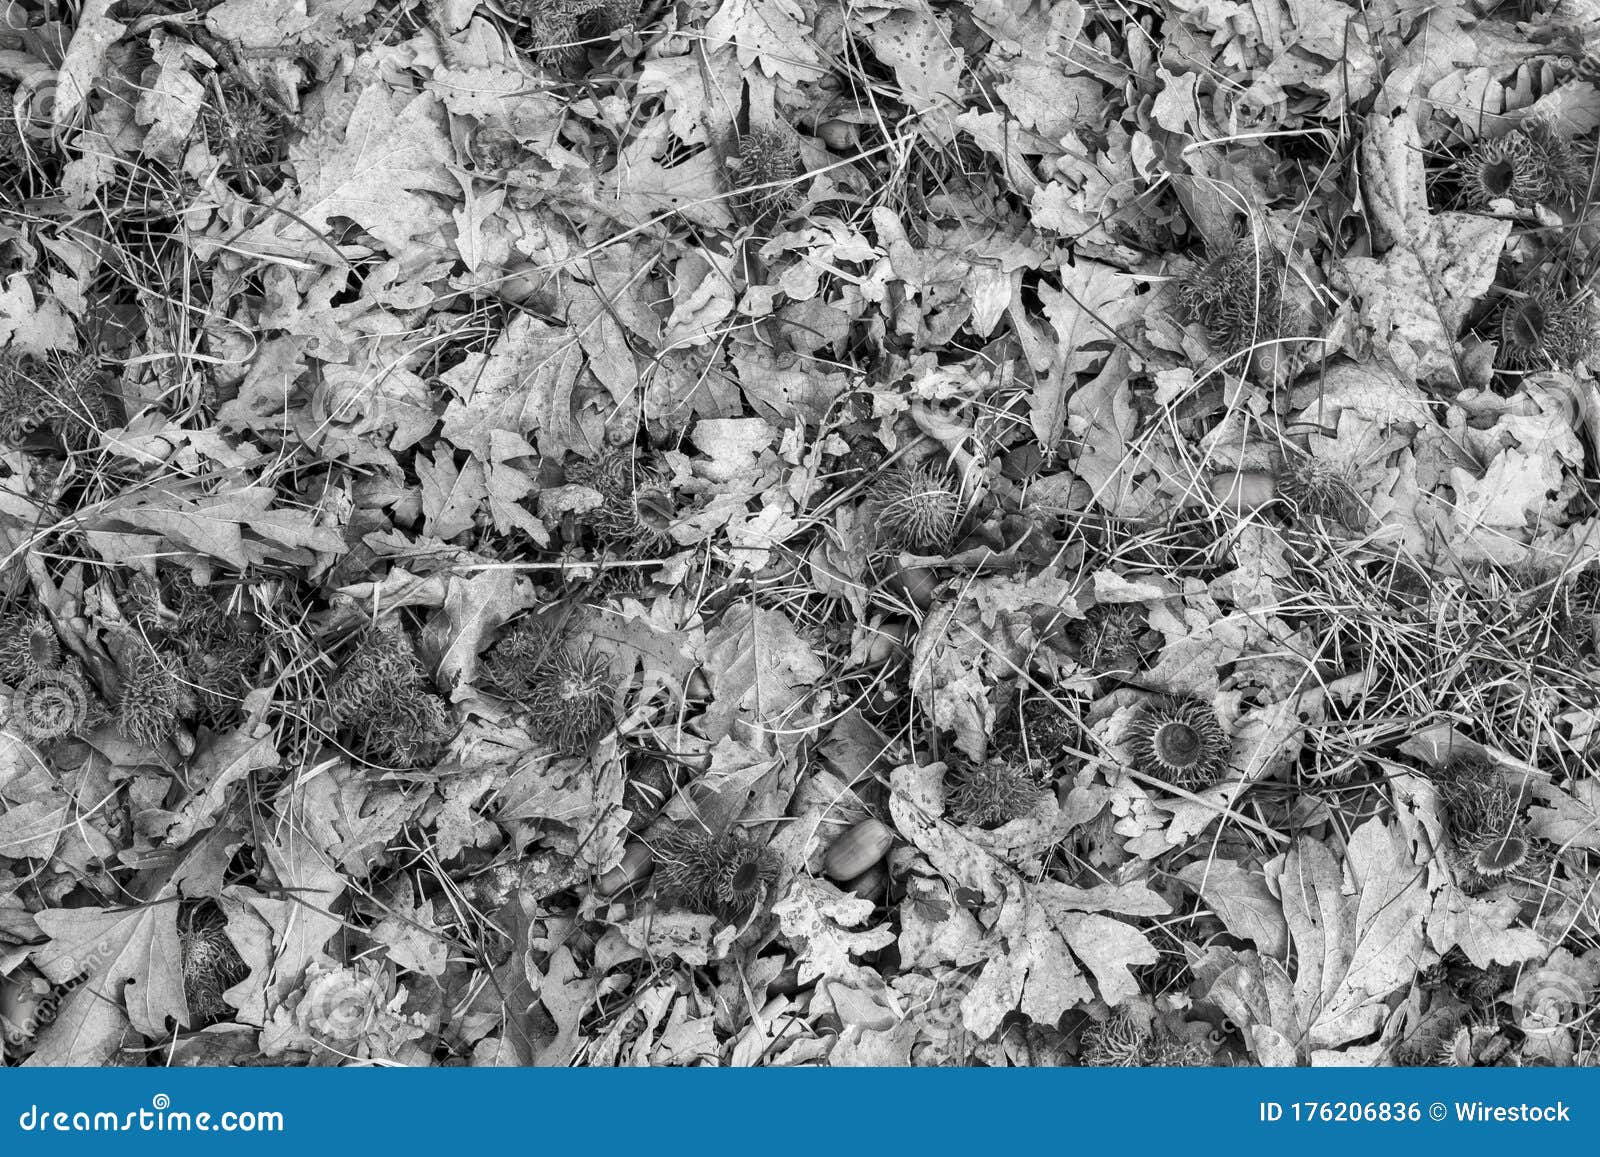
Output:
[{"xmin": 2, "ymin": 0, "xmax": 1600, "ymax": 1068}]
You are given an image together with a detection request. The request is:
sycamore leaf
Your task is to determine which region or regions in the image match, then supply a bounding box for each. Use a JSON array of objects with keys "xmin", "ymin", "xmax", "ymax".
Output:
[
  {"xmin": 239, "ymin": 86, "xmax": 455, "ymax": 258},
  {"xmin": 1343, "ymin": 113, "xmax": 1510, "ymax": 385},
  {"xmin": 700, "ymin": 603, "xmax": 825, "ymax": 742},
  {"xmin": 1177, "ymin": 859, "xmax": 1289, "ymax": 957},
  {"xmin": 32, "ymin": 895, "xmax": 189, "ymax": 1036}
]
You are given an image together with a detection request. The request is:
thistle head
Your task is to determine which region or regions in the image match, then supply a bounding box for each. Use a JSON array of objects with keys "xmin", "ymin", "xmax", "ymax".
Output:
[
  {"xmin": 866, "ymin": 463, "xmax": 965, "ymax": 555},
  {"xmin": 566, "ymin": 448, "xmax": 677, "ymax": 553},
  {"xmin": 116, "ymin": 643, "xmax": 195, "ymax": 749},
  {"xmin": 1128, "ymin": 695, "xmax": 1231, "ymax": 792},
  {"xmin": 525, "ymin": 648, "xmax": 616, "ymax": 753}
]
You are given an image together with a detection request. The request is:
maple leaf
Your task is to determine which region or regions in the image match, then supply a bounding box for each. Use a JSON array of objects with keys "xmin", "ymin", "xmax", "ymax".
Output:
[
  {"xmin": 1342, "ymin": 113, "xmax": 1511, "ymax": 386},
  {"xmin": 1204, "ymin": 818, "xmax": 1432, "ymax": 1062},
  {"xmin": 31, "ymin": 894, "xmax": 189, "ymax": 1037},
  {"xmin": 700, "ymin": 603, "xmax": 825, "ymax": 743},
  {"xmin": 238, "ymin": 85, "xmax": 456, "ymax": 259}
]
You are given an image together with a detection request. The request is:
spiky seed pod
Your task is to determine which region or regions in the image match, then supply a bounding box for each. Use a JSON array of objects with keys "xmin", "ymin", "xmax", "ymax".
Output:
[
  {"xmin": 0, "ymin": 86, "xmax": 25, "ymax": 167},
  {"xmin": 524, "ymin": 648, "xmax": 616, "ymax": 753},
  {"xmin": 1498, "ymin": 283, "xmax": 1598, "ymax": 372},
  {"xmin": 510, "ymin": 0, "xmax": 615, "ymax": 65},
  {"xmin": 482, "ymin": 617, "xmax": 563, "ymax": 695},
  {"xmin": 1128, "ymin": 695, "xmax": 1231, "ymax": 791},
  {"xmin": 1464, "ymin": 826, "xmax": 1532, "ymax": 879},
  {"xmin": 730, "ymin": 126, "xmax": 802, "ymax": 223},
  {"xmin": 1176, "ymin": 245, "xmax": 1284, "ymax": 355},
  {"xmin": 0, "ymin": 611, "xmax": 59, "ymax": 684},
  {"xmin": 116, "ymin": 643, "xmax": 194, "ymax": 749},
  {"xmin": 1276, "ymin": 451, "xmax": 1366, "ymax": 529},
  {"xmin": 179, "ymin": 908, "xmax": 247, "ymax": 1026},
  {"xmin": 1081, "ymin": 1008, "xmax": 1148, "ymax": 1066},
  {"xmin": 655, "ymin": 826, "xmax": 780, "ymax": 922},
  {"xmin": 1460, "ymin": 124, "xmax": 1585, "ymax": 211},
  {"xmin": 566, "ymin": 449, "xmax": 677, "ymax": 552},
  {"xmin": 199, "ymin": 79, "xmax": 281, "ymax": 168},
  {"xmin": 946, "ymin": 758, "xmax": 1049, "ymax": 828},
  {"xmin": 1069, "ymin": 603, "xmax": 1147, "ymax": 674},
  {"xmin": 1461, "ymin": 131, "xmax": 1555, "ymax": 209},
  {"xmin": 1431, "ymin": 752, "xmax": 1519, "ymax": 837},
  {"xmin": 866, "ymin": 463, "xmax": 965, "ymax": 555},
  {"xmin": 13, "ymin": 664, "xmax": 91, "ymax": 742},
  {"xmin": 327, "ymin": 623, "xmax": 455, "ymax": 769},
  {"xmin": 1017, "ymin": 696, "xmax": 1077, "ymax": 755},
  {"xmin": 0, "ymin": 350, "xmax": 116, "ymax": 451}
]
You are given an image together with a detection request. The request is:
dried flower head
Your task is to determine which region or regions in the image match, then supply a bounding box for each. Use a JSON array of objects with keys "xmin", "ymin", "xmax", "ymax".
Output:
[
  {"xmin": 1069, "ymin": 603, "xmax": 1148, "ymax": 674},
  {"xmin": 730, "ymin": 126, "xmax": 802, "ymax": 223},
  {"xmin": 1128, "ymin": 695, "xmax": 1231, "ymax": 792},
  {"xmin": 1176, "ymin": 245, "xmax": 1284, "ymax": 355},
  {"xmin": 1461, "ymin": 124, "xmax": 1585, "ymax": 211},
  {"xmin": 655, "ymin": 825, "xmax": 780, "ymax": 923},
  {"xmin": 946, "ymin": 757, "xmax": 1049, "ymax": 828},
  {"xmin": 866, "ymin": 463, "xmax": 965, "ymax": 555},
  {"xmin": 1497, "ymin": 282, "xmax": 1597, "ymax": 372},
  {"xmin": 1276, "ymin": 450, "xmax": 1366, "ymax": 529},
  {"xmin": 180, "ymin": 906, "xmax": 247, "ymax": 1026}
]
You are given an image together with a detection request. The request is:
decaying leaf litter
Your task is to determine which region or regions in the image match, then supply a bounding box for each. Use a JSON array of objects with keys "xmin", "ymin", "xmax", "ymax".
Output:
[{"xmin": 0, "ymin": 0, "xmax": 1599, "ymax": 1068}]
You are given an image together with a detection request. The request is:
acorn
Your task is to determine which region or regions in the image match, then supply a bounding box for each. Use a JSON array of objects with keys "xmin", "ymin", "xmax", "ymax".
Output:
[
  {"xmin": 824, "ymin": 818, "xmax": 895, "ymax": 880},
  {"xmin": 816, "ymin": 120, "xmax": 858, "ymax": 151},
  {"xmin": 857, "ymin": 619, "xmax": 911, "ymax": 668},
  {"xmin": 887, "ymin": 565, "xmax": 938, "ymax": 611},
  {"xmin": 1209, "ymin": 470, "xmax": 1276, "ymax": 515},
  {"xmin": 597, "ymin": 842, "xmax": 655, "ymax": 897},
  {"xmin": 842, "ymin": 861, "xmax": 888, "ymax": 901}
]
